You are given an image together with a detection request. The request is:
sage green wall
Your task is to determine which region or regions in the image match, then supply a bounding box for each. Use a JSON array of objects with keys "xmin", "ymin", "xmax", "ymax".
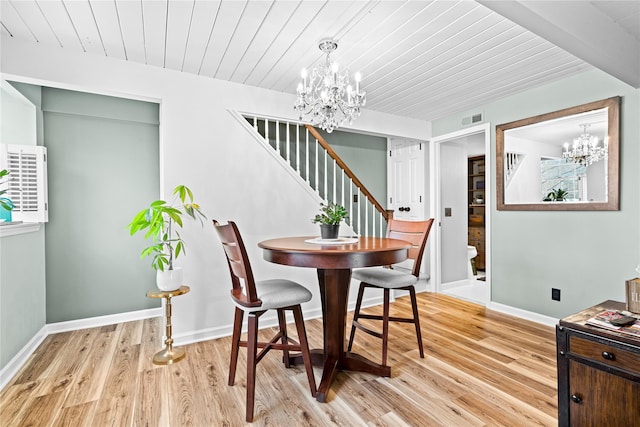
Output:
[
  {"xmin": 319, "ymin": 129, "xmax": 388, "ymax": 206},
  {"xmin": 0, "ymin": 231, "xmax": 46, "ymax": 368},
  {"xmin": 432, "ymin": 69, "xmax": 640, "ymax": 318},
  {"xmin": 0, "ymin": 82, "xmax": 45, "ymax": 369},
  {"xmin": 41, "ymin": 87, "xmax": 160, "ymax": 323}
]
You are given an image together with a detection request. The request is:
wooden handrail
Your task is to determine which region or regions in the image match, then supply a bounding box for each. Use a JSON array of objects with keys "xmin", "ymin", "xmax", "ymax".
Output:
[{"xmin": 305, "ymin": 125, "xmax": 392, "ymax": 221}]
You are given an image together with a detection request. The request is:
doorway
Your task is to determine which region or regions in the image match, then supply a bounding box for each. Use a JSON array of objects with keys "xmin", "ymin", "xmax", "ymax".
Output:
[{"xmin": 430, "ymin": 124, "xmax": 490, "ymax": 305}]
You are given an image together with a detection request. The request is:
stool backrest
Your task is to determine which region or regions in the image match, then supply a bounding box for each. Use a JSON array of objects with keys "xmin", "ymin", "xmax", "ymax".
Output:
[
  {"xmin": 213, "ymin": 220, "xmax": 262, "ymax": 308},
  {"xmin": 387, "ymin": 218, "xmax": 434, "ymax": 277}
]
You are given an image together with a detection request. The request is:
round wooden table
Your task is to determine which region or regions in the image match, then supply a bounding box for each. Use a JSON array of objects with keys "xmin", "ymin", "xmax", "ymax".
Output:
[{"xmin": 258, "ymin": 236, "xmax": 411, "ymax": 402}]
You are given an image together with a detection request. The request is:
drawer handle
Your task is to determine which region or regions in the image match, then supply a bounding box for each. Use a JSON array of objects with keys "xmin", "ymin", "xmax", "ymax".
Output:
[
  {"xmin": 570, "ymin": 394, "xmax": 583, "ymax": 404},
  {"xmin": 601, "ymin": 351, "xmax": 615, "ymax": 361}
]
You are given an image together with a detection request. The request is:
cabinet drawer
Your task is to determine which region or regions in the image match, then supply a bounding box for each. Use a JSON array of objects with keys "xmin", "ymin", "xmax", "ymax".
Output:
[
  {"xmin": 569, "ymin": 335, "xmax": 640, "ymax": 374},
  {"xmin": 468, "ymin": 227, "xmax": 484, "ymax": 240}
]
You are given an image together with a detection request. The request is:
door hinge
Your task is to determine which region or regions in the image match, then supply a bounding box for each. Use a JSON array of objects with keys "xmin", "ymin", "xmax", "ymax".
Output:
[
  {"xmin": 389, "ymin": 150, "xmax": 392, "ymax": 157},
  {"xmin": 419, "ymin": 196, "xmax": 422, "ymax": 203},
  {"xmin": 419, "ymin": 143, "xmax": 422, "ymax": 150}
]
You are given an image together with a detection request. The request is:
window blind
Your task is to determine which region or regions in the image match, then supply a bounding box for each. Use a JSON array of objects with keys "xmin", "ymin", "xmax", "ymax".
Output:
[{"xmin": 0, "ymin": 144, "xmax": 48, "ymax": 223}]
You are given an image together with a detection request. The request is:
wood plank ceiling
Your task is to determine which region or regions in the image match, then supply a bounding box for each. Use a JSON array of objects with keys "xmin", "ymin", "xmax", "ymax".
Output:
[{"xmin": 1, "ymin": 1, "xmax": 637, "ymax": 121}]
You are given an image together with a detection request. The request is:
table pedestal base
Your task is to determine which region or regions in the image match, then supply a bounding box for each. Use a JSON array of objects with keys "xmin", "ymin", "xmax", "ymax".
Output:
[{"xmin": 288, "ymin": 268, "xmax": 391, "ymax": 402}]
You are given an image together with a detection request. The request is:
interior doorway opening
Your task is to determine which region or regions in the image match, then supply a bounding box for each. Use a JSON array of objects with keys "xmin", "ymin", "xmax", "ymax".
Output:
[{"xmin": 430, "ymin": 123, "xmax": 491, "ymax": 305}]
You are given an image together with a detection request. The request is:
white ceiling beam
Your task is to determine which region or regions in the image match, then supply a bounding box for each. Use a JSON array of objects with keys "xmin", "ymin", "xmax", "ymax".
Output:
[{"xmin": 477, "ymin": 0, "xmax": 640, "ymax": 88}]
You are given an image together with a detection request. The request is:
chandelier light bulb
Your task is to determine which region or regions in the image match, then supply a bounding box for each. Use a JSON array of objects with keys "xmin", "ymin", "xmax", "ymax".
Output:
[{"xmin": 293, "ymin": 38, "xmax": 366, "ymax": 133}]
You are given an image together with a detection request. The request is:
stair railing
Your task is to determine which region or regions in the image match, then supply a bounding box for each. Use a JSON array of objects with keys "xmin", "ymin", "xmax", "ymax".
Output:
[
  {"xmin": 505, "ymin": 152, "xmax": 525, "ymax": 187},
  {"xmin": 236, "ymin": 113, "xmax": 392, "ymax": 237}
]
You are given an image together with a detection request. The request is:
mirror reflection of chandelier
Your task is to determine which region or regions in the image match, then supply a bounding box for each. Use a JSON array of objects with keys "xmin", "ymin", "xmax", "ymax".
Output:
[
  {"xmin": 562, "ymin": 123, "xmax": 607, "ymax": 166},
  {"xmin": 294, "ymin": 38, "xmax": 366, "ymax": 133}
]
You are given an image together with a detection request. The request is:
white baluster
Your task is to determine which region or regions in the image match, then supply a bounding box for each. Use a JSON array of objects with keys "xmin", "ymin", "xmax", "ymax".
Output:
[
  {"xmin": 333, "ymin": 158, "xmax": 337, "ymax": 204},
  {"xmin": 286, "ymin": 123, "xmax": 290, "ymax": 164},
  {"xmin": 341, "ymin": 170, "xmax": 345, "ymax": 208},
  {"xmin": 315, "ymin": 139, "xmax": 319, "ymax": 195},
  {"xmin": 364, "ymin": 197, "xmax": 369, "ymax": 237},
  {"xmin": 305, "ymin": 129, "xmax": 310, "ymax": 185},
  {"xmin": 324, "ymin": 149, "xmax": 328, "ymax": 201},
  {"xmin": 265, "ymin": 119, "xmax": 269, "ymax": 144},
  {"xmin": 276, "ymin": 120, "xmax": 280, "ymax": 154},
  {"xmin": 358, "ymin": 187, "xmax": 362, "ymax": 235},
  {"xmin": 349, "ymin": 180, "xmax": 354, "ymax": 232},
  {"xmin": 296, "ymin": 125, "xmax": 300, "ymax": 174}
]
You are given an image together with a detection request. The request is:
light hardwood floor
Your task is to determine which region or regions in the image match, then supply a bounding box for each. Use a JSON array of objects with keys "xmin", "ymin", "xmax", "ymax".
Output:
[{"xmin": 0, "ymin": 293, "xmax": 558, "ymax": 426}]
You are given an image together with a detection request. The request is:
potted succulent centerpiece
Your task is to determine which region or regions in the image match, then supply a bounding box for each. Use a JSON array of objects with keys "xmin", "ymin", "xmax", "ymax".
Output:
[
  {"xmin": 312, "ymin": 202, "xmax": 349, "ymax": 240},
  {"xmin": 128, "ymin": 185, "xmax": 206, "ymax": 291}
]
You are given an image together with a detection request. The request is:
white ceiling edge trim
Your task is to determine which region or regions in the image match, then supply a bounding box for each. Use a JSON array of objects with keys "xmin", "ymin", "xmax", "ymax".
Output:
[{"xmin": 478, "ymin": 0, "xmax": 640, "ymax": 89}]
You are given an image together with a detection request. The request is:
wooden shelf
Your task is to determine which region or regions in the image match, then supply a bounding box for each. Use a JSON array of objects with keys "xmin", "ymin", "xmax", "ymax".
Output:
[{"xmin": 468, "ymin": 155, "xmax": 486, "ymax": 270}]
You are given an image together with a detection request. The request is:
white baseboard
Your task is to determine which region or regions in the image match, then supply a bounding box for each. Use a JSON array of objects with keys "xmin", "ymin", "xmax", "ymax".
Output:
[
  {"xmin": 487, "ymin": 301, "xmax": 558, "ymax": 327},
  {"xmin": 440, "ymin": 279, "xmax": 469, "ymax": 291},
  {"xmin": 0, "ymin": 325, "xmax": 47, "ymax": 390},
  {"xmin": 46, "ymin": 307, "xmax": 163, "ymax": 334},
  {"xmin": 1, "ymin": 308, "xmax": 162, "ymax": 391}
]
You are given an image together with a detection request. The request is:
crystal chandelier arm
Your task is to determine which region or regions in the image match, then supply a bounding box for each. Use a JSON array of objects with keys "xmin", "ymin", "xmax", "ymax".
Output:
[{"xmin": 293, "ymin": 39, "xmax": 366, "ymax": 133}]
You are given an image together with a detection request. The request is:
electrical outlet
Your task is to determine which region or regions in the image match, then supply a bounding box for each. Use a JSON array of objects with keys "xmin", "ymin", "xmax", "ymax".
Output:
[{"xmin": 552, "ymin": 288, "xmax": 561, "ymax": 301}]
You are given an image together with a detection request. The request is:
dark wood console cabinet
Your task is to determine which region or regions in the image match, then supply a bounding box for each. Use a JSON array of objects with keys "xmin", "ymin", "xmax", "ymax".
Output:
[{"xmin": 556, "ymin": 300, "xmax": 640, "ymax": 426}]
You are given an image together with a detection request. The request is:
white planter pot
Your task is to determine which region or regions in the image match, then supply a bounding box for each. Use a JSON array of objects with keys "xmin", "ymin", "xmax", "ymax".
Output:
[{"xmin": 156, "ymin": 267, "xmax": 183, "ymax": 292}]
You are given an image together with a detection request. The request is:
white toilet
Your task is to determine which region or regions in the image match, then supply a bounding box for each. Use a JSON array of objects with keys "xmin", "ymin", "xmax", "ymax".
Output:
[{"xmin": 467, "ymin": 245, "xmax": 478, "ymax": 279}]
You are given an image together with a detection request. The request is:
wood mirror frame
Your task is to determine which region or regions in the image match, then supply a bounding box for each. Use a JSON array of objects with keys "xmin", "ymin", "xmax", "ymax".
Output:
[{"xmin": 496, "ymin": 96, "xmax": 620, "ymax": 211}]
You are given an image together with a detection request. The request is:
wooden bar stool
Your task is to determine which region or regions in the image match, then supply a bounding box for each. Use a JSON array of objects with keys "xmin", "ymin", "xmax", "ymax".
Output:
[
  {"xmin": 213, "ymin": 220, "xmax": 316, "ymax": 422},
  {"xmin": 347, "ymin": 218, "xmax": 434, "ymax": 366}
]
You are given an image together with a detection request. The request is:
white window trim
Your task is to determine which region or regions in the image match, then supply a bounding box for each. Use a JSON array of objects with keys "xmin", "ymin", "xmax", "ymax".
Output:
[
  {"xmin": 1, "ymin": 144, "xmax": 48, "ymax": 237},
  {"xmin": 0, "ymin": 222, "xmax": 41, "ymax": 237}
]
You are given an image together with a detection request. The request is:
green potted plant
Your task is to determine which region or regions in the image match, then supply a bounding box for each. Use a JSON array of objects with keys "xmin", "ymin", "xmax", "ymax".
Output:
[
  {"xmin": 312, "ymin": 202, "xmax": 349, "ymax": 240},
  {"xmin": 128, "ymin": 185, "xmax": 206, "ymax": 291},
  {"xmin": 543, "ymin": 188, "xmax": 569, "ymax": 202},
  {"xmin": 0, "ymin": 169, "xmax": 14, "ymax": 222}
]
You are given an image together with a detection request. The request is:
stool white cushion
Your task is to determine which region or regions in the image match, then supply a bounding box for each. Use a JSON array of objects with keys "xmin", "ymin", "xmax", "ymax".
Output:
[
  {"xmin": 237, "ymin": 279, "xmax": 312, "ymax": 312},
  {"xmin": 352, "ymin": 268, "xmax": 417, "ymax": 289}
]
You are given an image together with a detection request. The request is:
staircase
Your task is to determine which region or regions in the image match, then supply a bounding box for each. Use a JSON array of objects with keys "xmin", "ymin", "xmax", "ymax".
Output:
[
  {"xmin": 505, "ymin": 152, "xmax": 525, "ymax": 187},
  {"xmin": 236, "ymin": 114, "xmax": 391, "ymax": 237}
]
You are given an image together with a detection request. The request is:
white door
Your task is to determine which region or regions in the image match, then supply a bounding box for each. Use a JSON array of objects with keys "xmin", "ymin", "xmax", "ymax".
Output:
[
  {"xmin": 387, "ymin": 138, "xmax": 425, "ymax": 220},
  {"xmin": 387, "ymin": 138, "xmax": 429, "ymax": 280}
]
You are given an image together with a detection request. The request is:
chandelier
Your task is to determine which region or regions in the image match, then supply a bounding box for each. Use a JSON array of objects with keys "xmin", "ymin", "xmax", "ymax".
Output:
[
  {"xmin": 562, "ymin": 123, "xmax": 607, "ymax": 166},
  {"xmin": 294, "ymin": 39, "xmax": 366, "ymax": 133}
]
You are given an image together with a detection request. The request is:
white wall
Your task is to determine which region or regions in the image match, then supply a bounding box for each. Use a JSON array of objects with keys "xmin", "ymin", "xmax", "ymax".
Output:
[
  {"xmin": 1, "ymin": 81, "xmax": 36, "ymax": 146},
  {"xmin": 1, "ymin": 35, "xmax": 430, "ymax": 344}
]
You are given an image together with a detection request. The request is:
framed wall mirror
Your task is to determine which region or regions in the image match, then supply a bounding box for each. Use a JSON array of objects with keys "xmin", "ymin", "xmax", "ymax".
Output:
[{"xmin": 496, "ymin": 96, "xmax": 620, "ymax": 211}]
